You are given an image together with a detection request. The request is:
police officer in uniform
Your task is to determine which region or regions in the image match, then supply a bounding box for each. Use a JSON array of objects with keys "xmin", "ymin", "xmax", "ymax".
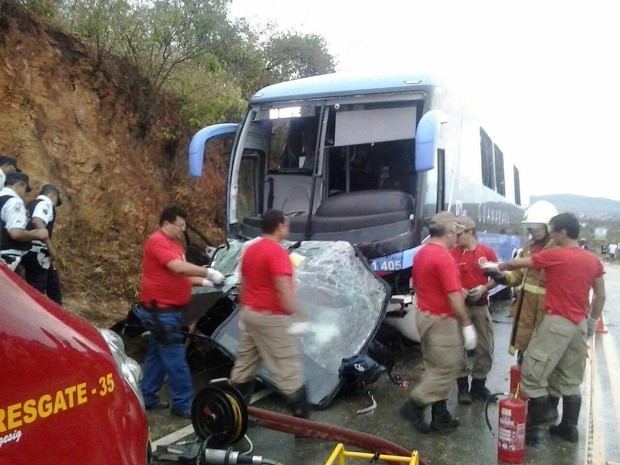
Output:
[
  {"xmin": 0, "ymin": 155, "xmax": 19, "ymax": 189},
  {"xmin": 0, "ymin": 173, "xmax": 49, "ymax": 272},
  {"xmin": 22, "ymin": 184, "xmax": 63, "ymax": 303}
]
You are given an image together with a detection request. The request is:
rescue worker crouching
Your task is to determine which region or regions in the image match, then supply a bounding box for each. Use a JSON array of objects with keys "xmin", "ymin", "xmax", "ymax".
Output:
[
  {"xmin": 0, "ymin": 173, "xmax": 49, "ymax": 273},
  {"xmin": 400, "ymin": 212, "xmax": 477, "ymax": 433}
]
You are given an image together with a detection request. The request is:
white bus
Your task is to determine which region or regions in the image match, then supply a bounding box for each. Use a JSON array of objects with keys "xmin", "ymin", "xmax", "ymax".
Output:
[{"xmin": 189, "ymin": 71, "xmax": 526, "ymax": 294}]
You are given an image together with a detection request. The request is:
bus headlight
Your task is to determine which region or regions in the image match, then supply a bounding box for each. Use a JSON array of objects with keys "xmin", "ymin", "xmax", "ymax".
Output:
[{"xmin": 99, "ymin": 328, "xmax": 145, "ymax": 407}]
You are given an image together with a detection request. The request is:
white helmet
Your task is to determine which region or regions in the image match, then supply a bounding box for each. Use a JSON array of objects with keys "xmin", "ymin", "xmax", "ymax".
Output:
[{"xmin": 521, "ymin": 200, "xmax": 558, "ymax": 227}]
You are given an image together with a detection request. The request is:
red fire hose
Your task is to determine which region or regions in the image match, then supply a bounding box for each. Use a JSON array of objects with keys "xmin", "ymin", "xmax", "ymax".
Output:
[
  {"xmin": 248, "ymin": 406, "xmax": 424, "ymax": 464},
  {"xmin": 192, "ymin": 381, "xmax": 423, "ymax": 464}
]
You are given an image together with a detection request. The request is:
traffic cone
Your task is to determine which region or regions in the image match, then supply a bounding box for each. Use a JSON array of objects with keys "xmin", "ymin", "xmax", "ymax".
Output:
[{"xmin": 597, "ymin": 315, "xmax": 607, "ymax": 333}]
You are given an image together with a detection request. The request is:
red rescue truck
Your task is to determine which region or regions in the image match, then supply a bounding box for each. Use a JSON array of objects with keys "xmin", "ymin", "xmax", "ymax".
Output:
[{"xmin": 0, "ymin": 264, "xmax": 150, "ymax": 465}]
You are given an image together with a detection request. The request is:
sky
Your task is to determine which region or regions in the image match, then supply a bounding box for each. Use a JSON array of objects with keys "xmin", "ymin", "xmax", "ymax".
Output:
[{"xmin": 228, "ymin": 0, "xmax": 620, "ymax": 202}]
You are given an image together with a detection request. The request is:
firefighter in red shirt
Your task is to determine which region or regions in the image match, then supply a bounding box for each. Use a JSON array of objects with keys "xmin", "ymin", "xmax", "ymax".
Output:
[
  {"xmin": 401, "ymin": 211, "xmax": 477, "ymax": 433},
  {"xmin": 491, "ymin": 212, "xmax": 606, "ymax": 445},
  {"xmin": 450, "ymin": 216, "xmax": 498, "ymax": 403},
  {"xmin": 230, "ymin": 209, "xmax": 308, "ymax": 418},
  {"xmin": 135, "ymin": 205, "xmax": 224, "ymax": 419}
]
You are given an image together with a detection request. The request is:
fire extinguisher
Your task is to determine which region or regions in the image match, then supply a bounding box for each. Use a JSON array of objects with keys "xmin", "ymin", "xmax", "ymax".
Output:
[
  {"xmin": 497, "ymin": 394, "xmax": 527, "ymax": 463},
  {"xmin": 486, "ymin": 366, "xmax": 527, "ymax": 464},
  {"xmin": 509, "ymin": 364, "xmax": 520, "ymax": 395}
]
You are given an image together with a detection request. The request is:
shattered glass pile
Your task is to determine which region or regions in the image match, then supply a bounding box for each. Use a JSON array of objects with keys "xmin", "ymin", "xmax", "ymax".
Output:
[{"xmin": 204, "ymin": 239, "xmax": 389, "ymax": 407}]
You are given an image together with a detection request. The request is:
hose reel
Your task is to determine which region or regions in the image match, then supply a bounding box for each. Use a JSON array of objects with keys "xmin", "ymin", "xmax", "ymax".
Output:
[{"xmin": 191, "ymin": 379, "xmax": 248, "ymax": 448}]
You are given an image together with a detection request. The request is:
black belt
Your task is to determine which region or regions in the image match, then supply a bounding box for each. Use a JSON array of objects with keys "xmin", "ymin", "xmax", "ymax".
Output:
[{"xmin": 138, "ymin": 301, "xmax": 184, "ymax": 313}]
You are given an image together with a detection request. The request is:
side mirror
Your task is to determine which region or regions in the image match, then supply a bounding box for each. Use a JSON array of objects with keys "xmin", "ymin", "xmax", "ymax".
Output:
[
  {"xmin": 414, "ymin": 110, "xmax": 448, "ymax": 172},
  {"xmin": 189, "ymin": 123, "xmax": 238, "ymax": 177}
]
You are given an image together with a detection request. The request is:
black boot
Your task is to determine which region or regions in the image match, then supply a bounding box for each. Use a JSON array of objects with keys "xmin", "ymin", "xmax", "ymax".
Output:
[
  {"xmin": 545, "ymin": 395, "xmax": 560, "ymax": 423},
  {"xmin": 526, "ymin": 396, "xmax": 550, "ymax": 446},
  {"xmin": 233, "ymin": 381, "xmax": 255, "ymax": 406},
  {"xmin": 549, "ymin": 395, "xmax": 581, "ymax": 443},
  {"xmin": 287, "ymin": 385, "xmax": 310, "ymax": 419},
  {"xmin": 470, "ymin": 378, "xmax": 493, "ymax": 401},
  {"xmin": 430, "ymin": 400, "xmax": 460, "ymax": 431},
  {"xmin": 399, "ymin": 401, "xmax": 430, "ymax": 434},
  {"xmin": 457, "ymin": 377, "xmax": 472, "ymax": 404}
]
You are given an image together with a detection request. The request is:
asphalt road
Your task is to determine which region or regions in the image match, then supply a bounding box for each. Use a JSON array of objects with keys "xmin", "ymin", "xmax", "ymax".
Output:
[{"xmin": 148, "ymin": 262, "xmax": 620, "ymax": 465}]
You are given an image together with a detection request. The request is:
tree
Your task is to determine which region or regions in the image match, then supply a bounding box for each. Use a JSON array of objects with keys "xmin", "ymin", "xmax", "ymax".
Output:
[{"xmin": 262, "ymin": 31, "xmax": 336, "ymax": 83}]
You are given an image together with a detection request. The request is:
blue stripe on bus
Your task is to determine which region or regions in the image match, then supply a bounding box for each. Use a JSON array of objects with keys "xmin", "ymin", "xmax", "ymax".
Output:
[{"xmin": 370, "ymin": 246, "xmax": 422, "ymax": 272}]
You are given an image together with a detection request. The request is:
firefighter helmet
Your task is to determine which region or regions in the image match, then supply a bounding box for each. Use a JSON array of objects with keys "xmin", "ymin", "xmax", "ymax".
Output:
[{"xmin": 521, "ymin": 201, "xmax": 558, "ymax": 227}]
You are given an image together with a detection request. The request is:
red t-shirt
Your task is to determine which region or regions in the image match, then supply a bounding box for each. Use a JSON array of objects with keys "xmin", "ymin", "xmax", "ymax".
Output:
[
  {"xmin": 139, "ymin": 230, "xmax": 192, "ymax": 307},
  {"xmin": 413, "ymin": 243, "xmax": 463, "ymax": 317},
  {"xmin": 450, "ymin": 243, "xmax": 498, "ymax": 300},
  {"xmin": 531, "ymin": 247, "xmax": 604, "ymax": 324},
  {"xmin": 240, "ymin": 238, "xmax": 293, "ymax": 315}
]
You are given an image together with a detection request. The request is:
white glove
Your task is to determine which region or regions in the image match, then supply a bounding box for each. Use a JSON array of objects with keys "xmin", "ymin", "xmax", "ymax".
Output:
[
  {"xmin": 467, "ymin": 285, "xmax": 487, "ymax": 301},
  {"xmin": 462, "ymin": 324, "xmax": 477, "ymax": 350},
  {"xmin": 201, "ymin": 278, "xmax": 215, "ymax": 288},
  {"xmin": 288, "ymin": 321, "xmax": 312, "ymax": 335},
  {"xmin": 478, "ymin": 257, "xmax": 500, "ymax": 274},
  {"xmin": 206, "ymin": 268, "xmax": 225, "ymax": 285},
  {"xmin": 586, "ymin": 317, "xmax": 598, "ymax": 339}
]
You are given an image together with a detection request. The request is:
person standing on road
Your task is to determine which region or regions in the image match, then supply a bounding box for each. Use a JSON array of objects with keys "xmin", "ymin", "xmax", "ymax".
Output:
[
  {"xmin": 230, "ymin": 209, "xmax": 309, "ymax": 419},
  {"xmin": 489, "ymin": 212, "xmax": 605, "ymax": 445},
  {"xmin": 484, "ymin": 201, "xmax": 563, "ymax": 420},
  {"xmin": 1, "ymin": 173, "xmax": 49, "ymax": 273},
  {"xmin": 450, "ymin": 216, "xmax": 498, "ymax": 404},
  {"xmin": 487, "ymin": 201, "xmax": 558, "ymax": 359},
  {"xmin": 0, "ymin": 155, "xmax": 19, "ymax": 189},
  {"xmin": 22, "ymin": 184, "xmax": 63, "ymax": 304},
  {"xmin": 134, "ymin": 205, "xmax": 224, "ymax": 419},
  {"xmin": 401, "ymin": 211, "xmax": 477, "ymax": 433}
]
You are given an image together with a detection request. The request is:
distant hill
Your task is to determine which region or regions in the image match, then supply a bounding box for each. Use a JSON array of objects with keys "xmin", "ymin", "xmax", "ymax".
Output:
[{"xmin": 531, "ymin": 194, "xmax": 620, "ymax": 220}]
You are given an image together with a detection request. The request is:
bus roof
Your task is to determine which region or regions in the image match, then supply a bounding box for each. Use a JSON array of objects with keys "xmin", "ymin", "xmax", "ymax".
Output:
[{"xmin": 250, "ymin": 72, "xmax": 444, "ymax": 103}]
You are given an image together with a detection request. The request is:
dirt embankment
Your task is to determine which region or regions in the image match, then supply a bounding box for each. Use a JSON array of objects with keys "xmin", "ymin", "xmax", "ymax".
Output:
[{"xmin": 0, "ymin": 3, "xmax": 226, "ymax": 326}]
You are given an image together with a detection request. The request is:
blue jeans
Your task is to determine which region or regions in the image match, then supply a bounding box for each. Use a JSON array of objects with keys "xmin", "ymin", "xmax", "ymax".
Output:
[{"xmin": 134, "ymin": 306, "xmax": 193, "ymax": 411}]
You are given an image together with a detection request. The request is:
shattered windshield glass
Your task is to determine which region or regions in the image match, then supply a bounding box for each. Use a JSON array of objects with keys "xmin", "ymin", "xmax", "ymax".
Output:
[{"xmin": 194, "ymin": 239, "xmax": 389, "ymax": 408}]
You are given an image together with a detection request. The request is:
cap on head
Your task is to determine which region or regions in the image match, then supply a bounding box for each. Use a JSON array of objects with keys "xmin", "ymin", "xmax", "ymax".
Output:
[
  {"xmin": 430, "ymin": 211, "xmax": 465, "ymax": 233},
  {"xmin": 521, "ymin": 201, "xmax": 558, "ymax": 227},
  {"xmin": 457, "ymin": 216, "xmax": 476, "ymax": 231},
  {"xmin": 40, "ymin": 184, "xmax": 63, "ymax": 206},
  {"xmin": 5, "ymin": 172, "xmax": 32, "ymax": 192},
  {"xmin": 0, "ymin": 155, "xmax": 20, "ymax": 172}
]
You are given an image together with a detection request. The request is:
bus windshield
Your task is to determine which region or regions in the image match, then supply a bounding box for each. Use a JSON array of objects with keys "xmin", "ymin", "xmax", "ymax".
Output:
[{"xmin": 250, "ymin": 105, "xmax": 320, "ymax": 174}]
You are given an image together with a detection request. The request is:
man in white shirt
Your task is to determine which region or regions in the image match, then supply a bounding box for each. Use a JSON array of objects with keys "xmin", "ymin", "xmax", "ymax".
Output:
[
  {"xmin": 0, "ymin": 155, "xmax": 19, "ymax": 189},
  {"xmin": 23, "ymin": 184, "xmax": 63, "ymax": 303},
  {"xmin": 0, "ymin": 173, "xmax": 48, "ymax": 272}
]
